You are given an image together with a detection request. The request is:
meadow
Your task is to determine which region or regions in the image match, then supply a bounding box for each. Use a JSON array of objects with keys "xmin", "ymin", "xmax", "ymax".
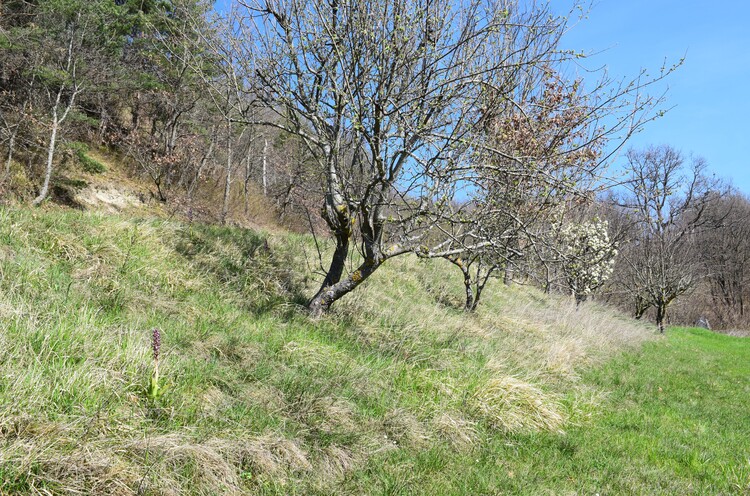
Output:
[{"xmin": 0, "ymin": 208, "xmax": 747, "ymax": 495}]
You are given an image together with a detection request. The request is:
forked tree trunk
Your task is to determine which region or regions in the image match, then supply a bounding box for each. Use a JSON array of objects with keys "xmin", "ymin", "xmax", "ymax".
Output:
[
  {"xmin": 634, "ymin": 294, "xmax": 649, "ymax": 320},
  {"xmin": 308, "ymin": 255, "xmax": 381, "ymax": 317},
  {"xmin": 446, "ymin": 257, "xmax": 487, "ymax": 312},
  {"xmin": 468, "ymin": 266, "xmax": 494, "ymax": 312},
  {"xmin": 307, "ymin": 148, "xmax": 354, "ymax": 316}
]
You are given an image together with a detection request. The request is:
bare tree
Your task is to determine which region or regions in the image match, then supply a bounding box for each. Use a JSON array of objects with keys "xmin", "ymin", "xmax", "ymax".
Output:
[
  {"xmin": 229, "ymin": 0, "xmax": 674, "ymax": 316},
  {"xmin": 695, "ymin": 191, "xmax": 750, "ymax": 327},
  {"xmin": 32, "ymin": 15, "xmax": 84, "ymax": 205},
  {"xmin": 616, "ymin": 145, "xmax": 721, "ymax": 332}
]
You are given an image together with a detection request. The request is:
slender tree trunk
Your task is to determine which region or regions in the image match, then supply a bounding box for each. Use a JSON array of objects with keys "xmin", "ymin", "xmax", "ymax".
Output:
[
  {"xmin": 221, "ymin": 124, "xmax": 232, "ymax": 225},
  {"xmin": 740, "ymin": 291, "xmax": 744, "ymax": 317},
  {"xmin": 32, "ymin": 26, "xmax": 79, "ymax": 206},
  {"xmin": 244, "ymin": 153, "xmax": 252, "ymax": 213},
  {"xmin": 98, "ymin": 108, "xmax": 107, "ymax": 144},
  {"xmin": 187, "ymin": 129, "xmax": 215, "ymax": 221},
  {"xmin": 33, "ymin": 97, "xmax": 62, "ymax": 206},
  {"xmin": 309, "ymin": 232, "xmax": 350, "ymax": 313},
  {"xmin": 471, "ymin": 283, "xmax": 484, "ymax": 312},
  {"xmin": 634, "ymin": 295, "xmax": 648, "ymax": 320},
  {"xmin": 656, "ymin": 303, "xmax": 666, "ymax": 334},
  {"xmin": 262, "ymin": 138, "xmax": 268, "ymax": 196},
  {"xmin": 470, "ymin": 265, "xmax": 495, "ymax": 312},
  {"xmin": 503, "ymin": 263, "xmax": 513, "ymax": 286},
  {"xmin": 166, "ymin": 115, "xmax": 180, "ymax": 156},
  {"xmin": 462, "ymin": 266, "xmax": 474, "ymax": 311}
]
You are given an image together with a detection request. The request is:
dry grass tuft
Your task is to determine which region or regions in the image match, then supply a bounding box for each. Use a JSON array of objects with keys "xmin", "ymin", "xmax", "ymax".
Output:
[
  {"xmin": 470, "ymin": 376, "xmax": 565, "ymax": 434},
  {"xmin": 222, "ymin": 434, "xmax": 313, "ymax": 475},
  {"xmin": 381, "ymin": 408, "xmax": 431, "ymax": 448},
  {"xmin": 125, "ymin": 433, "xmax": 312, "ymax": 493},
  {"xmin": 317, "ymin": 444, "xmax": 359, "ymax": 479},
  {"xmin": 431, "ymin": 412, "xmax": 479, "ymax": 450},
  {"xmin": 242, "ymin": 383, "xmax": 287, "ymax": 413}
]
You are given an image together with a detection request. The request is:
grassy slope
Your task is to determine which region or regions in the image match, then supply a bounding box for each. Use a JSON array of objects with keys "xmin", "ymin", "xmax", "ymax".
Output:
[{"xmin": 1, "ymin": 207, "xmax": 745, "ymax": 495}]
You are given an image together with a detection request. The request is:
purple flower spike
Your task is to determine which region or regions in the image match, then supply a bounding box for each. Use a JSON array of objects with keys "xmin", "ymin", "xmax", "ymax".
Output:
[{"xmin": 152, "ymin": 328, "xmax": 161, "ymax": 362}]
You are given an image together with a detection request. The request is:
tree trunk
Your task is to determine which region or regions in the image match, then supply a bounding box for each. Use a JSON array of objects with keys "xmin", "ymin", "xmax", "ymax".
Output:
[
  {"xmin": 98, "ymin": 108, "xmax": 107, "ymax": 144},
  {"xmin": 167, "ymin": 117, "xmax": 179, "ymax": 156},
  {"xmin": 634, "ymin": 295, "xmax": 649, "ymax": 320},
  {"xmin": 308, "ymin": 148, "xmax": 355, "ymax": 316},
  {"xmin": 575, "ymin": 292, "xmax": 587, "ymax": 308},
  {"xmin": 221, "ymin": 122, "xmax": 233, "ymax": 225},
  {"xmin": 470, "ymin": 284, "xmax": 485, "ymax": 312},
  {"xmin": 309, "ymin": 233, "xmax": 350, "ymax": 313},
  {"xmin": 244, "ymin": 153, "xmax": 252, "ymax": 213},
  {"xmin": 462, "ymin": 266, "xmax": 474, "ymax": 311},
  {"xmin": 308, "ymin": 256, "xmax": 380, "ymax": 317},
  {"xmin": 503, "ymin": 262, "xmax": 513, "ymax": 286},
  {"xmin": 262, "ymin": 138, "xmax": 268, "ymax": 196},
  {"xmin": 655, "ymin": 303, "xmax": 666, "ymax": 334},
  {"xmin": 32, "ymin": 103, "xmax": 61, "ymax": 206},
  {"xmin": 187, "ymin": 130, "xmax": 215, "ymax": 221}
]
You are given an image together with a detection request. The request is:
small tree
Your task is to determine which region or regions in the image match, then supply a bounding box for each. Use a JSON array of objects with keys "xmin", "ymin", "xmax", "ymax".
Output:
[{"xmin": 30, "ymin": 7, "xmax": 86, "ymax": 205}]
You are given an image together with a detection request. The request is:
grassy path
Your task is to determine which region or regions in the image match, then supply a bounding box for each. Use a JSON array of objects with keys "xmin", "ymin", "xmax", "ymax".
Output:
[
  {"xmin": 349, "ymin": 328, "xmax": 750, "ymax": 495},
  {"xmin": 565, "ymin": 327, "xmax": 750, "ymax": 495},
  {"xmin": 473, "ymin": 328, "xmax": 749, "ymax": 495}
]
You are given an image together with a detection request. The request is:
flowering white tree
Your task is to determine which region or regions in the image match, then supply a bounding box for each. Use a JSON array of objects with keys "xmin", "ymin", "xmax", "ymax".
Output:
[{"xmin": 560, "ymin": 218, "xmax": 617, "ymax": 306}]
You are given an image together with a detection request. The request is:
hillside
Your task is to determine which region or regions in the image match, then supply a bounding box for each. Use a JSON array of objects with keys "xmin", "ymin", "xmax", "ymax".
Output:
[
  {"xmin": 0, "ymin": 206, "xmax": 669, "ymax": 495},
  {"xmin": 3, "ymin": 0, "xmax": 750, "ymax": 491}
]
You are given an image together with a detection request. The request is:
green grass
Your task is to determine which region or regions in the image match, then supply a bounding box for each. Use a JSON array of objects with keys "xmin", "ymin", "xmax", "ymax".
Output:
[
  {"xmin": 1, "ymin": 207, "xmax": 747, "ymax": 494},
  {"xmin": 558, "ymin": 327, "xmax": 750, "ymax": 494},
  {"xmin": 372, "ymin": 327, "xmax": 750, "ymax": 495}
]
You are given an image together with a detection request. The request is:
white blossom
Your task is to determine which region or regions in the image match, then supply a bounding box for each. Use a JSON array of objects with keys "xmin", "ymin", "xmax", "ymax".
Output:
[{"xmin": 559, "ymin": 218, "xmax": 617, "ymax": 303}]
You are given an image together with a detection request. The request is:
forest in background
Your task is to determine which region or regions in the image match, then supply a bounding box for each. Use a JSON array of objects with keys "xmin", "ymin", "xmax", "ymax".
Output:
[{"xmin": 1, "ymin": 0, "xmax": 750, "ymax": 331}]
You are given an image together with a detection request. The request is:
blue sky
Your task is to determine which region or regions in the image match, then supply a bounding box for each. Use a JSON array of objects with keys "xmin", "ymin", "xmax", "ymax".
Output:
[
  {"xmin": 215, "ymin": 0, "xmax": 749, "ymax": 193},
  {"xmin": 558, "ymin": 0, "xmax": 750, "ymax": 194}
]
